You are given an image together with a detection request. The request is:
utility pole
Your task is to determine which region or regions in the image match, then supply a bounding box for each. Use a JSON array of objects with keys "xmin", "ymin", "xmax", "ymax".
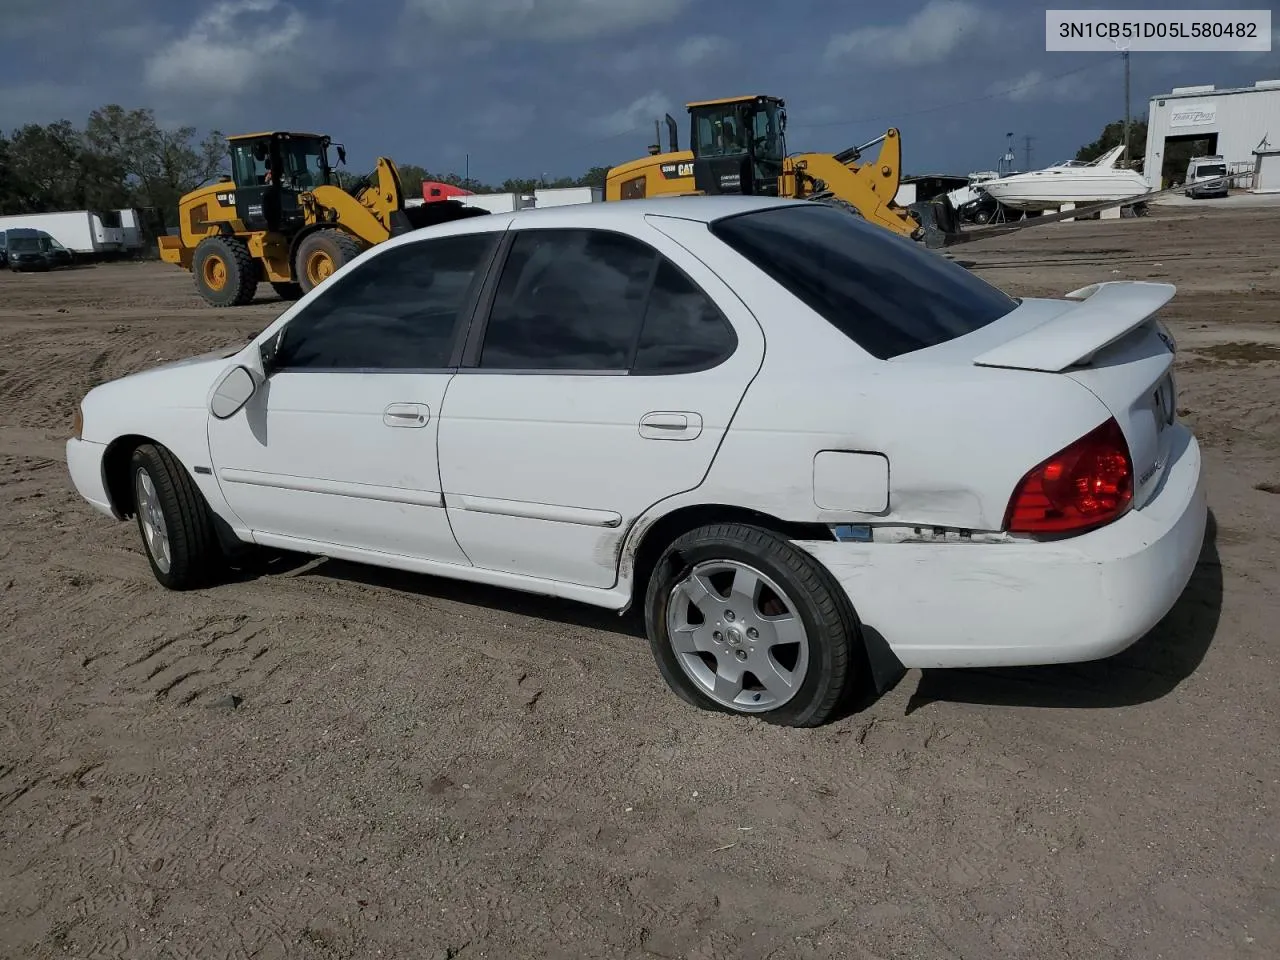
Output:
[
  {"xmin": 1123, "ymin": 51, "xmax": 1131, "ymax": 166},
  {"xmin": 1023, "ymin": 135, "xmax": 1035, "ymax": 172}
]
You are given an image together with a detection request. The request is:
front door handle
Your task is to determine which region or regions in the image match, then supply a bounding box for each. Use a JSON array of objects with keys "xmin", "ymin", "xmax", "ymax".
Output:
[
  {"xmin": 639, "ymin": 411, "xmax": 703, "ymax": 441},
  {"xmin": 383, "ymin": 402, "xmax": 430, "ymax": 428}
]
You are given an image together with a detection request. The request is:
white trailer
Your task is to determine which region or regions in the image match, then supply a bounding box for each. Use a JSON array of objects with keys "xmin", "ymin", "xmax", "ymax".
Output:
[
  {"xmin": 116, "ymin": 209, "xmax": 145, "ymax": 251},
  {"xmin": 0, "ymin": 211, "xmax": 123, "ymax": 256},
  {"xmin": 532, "ymin": 186, "xmax": 601, "ymax": 207},
  {"xmin": 461, "ymin": 193, "xmax": 536, "ymax": 213},
  {"xmin": 93, "ymin": 214, "xmax": 124, "ymax": 251}
]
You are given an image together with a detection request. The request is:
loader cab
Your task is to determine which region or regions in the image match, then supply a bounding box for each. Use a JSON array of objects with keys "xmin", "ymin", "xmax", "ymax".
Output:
[
  {"xmin": 227, "ymin": 131, "xmax": 336, "ymax": 235},
  {"xmin": 688, "ymin": 95, "xmax": 788, "ymax": 197}
]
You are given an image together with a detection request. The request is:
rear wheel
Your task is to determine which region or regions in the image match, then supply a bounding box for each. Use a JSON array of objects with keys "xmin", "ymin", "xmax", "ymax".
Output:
[
  {"xmin": 643, "ymin": 523, "xmax": 855, "ymax": 728},
  {"xmin": 296, "ymin": 229, "xmax": 364, "ymax": 295},
  {"xmin": 129, "ymin": 444, "xmax": 226, "ymax": 590},
  {"xmin": 192, "ymin": 236, "xmax": 257, "ymax": 307}
]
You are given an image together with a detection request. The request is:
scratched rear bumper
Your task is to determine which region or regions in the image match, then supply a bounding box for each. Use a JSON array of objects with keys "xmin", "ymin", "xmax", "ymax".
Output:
[{"xmin": 794, "ymin": 423, "xmax": 1206, "ymax": 669}]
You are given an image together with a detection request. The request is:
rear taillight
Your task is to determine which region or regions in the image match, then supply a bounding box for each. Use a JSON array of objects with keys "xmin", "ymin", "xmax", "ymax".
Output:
[{"xmin": 1004, "ymin": 417, "xmax": 1133, "ymax": 535}]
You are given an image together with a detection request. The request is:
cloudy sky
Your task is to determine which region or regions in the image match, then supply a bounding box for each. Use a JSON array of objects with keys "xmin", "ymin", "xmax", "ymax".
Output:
[{"xmin": 1, "ymin": 0, "xmax": 1276, "ymax": 184}]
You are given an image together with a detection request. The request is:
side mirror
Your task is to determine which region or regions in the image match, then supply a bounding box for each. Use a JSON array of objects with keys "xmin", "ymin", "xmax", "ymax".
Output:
[{"xmin": 209, "ymin": 365, "xmax": 259, "ymax": 419}]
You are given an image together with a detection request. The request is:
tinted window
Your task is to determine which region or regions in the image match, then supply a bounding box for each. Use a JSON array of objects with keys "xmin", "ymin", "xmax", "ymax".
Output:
[
  {"xmin": 480, "ymin": 229, "xmax": 655, "ymax": 370},
  {"xmin": 633, "ymin": 260, "xmax": 737, "ymax": 373},
  {"xmin": 710, "ymin": 204, "xmax": 1018, "ymax": 360},
  {"xmin": 273, "ymin": 233, "xmax": 495, "ymax": 370}
]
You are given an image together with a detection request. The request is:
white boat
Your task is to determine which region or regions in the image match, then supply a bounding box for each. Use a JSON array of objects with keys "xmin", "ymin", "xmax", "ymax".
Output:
[{"xmin": 980, "ymin": 145, "xmax": 1151, "ymax": 212}]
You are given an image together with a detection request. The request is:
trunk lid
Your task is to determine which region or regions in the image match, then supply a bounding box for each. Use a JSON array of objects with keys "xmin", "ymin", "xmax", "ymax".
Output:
[{"xmin": 899, "ymin": 281, "xmax": 1180, "ymax": 508}]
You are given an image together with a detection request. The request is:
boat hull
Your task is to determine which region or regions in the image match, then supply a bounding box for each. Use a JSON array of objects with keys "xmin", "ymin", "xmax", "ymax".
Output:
[{"xmin": 982, "ymin": 174, "xmax": 1151, "ymax": 212}]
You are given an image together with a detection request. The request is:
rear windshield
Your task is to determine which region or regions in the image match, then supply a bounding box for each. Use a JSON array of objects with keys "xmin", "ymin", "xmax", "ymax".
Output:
[{"xmin": 709, "ymin": 203, "xmax": 1018, "ymax": 359}]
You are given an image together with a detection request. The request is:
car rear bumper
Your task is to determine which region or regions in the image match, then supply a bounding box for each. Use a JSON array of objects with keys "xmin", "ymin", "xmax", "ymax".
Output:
[
  {"xmin": 795, "ymin": 423, "xmax": 1207, "ymax": 669},
  {"xmin": 66, "ymin": 438, "xmax": 119, "ymax": 519}
]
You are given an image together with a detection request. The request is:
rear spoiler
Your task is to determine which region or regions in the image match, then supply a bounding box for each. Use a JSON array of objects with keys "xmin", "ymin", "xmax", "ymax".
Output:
[{"xmin": 973, "ymin": 281, "xmax": 1176, "ymax": 373}]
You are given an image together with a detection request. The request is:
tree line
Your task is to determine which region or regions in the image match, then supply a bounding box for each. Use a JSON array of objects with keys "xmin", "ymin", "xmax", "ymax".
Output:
[
  {"xmin": 0, "ymin": 106, "xmax": 225, "ymax": 236},
  {"xmin": 0, "ymin": 104, "xmax": 612, "ymax": 237},
  {"xmin": 1074, "ymin": 119, "xmax": 1149, "ymax": 166}
]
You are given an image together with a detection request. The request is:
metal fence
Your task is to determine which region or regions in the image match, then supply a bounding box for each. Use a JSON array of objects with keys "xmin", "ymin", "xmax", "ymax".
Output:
[{"xmin": 1229, "ymin": 161, "xmax": 1255, "ymax": 190}]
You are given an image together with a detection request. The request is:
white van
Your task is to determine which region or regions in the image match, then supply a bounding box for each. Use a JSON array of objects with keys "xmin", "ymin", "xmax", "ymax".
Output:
[{"xmin": 1184, "ymin": 156, "xmax": 1230, "ymax": 198}]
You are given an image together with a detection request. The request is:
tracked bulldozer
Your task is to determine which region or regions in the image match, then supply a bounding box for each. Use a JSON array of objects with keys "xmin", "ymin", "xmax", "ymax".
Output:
[
  {"xmin": 159, "ymin": 131, "xmax": 486, "ymax": 307},
  {"xmin": 604, "ymin": 95, "xmax": 960, "ymax": 247}
]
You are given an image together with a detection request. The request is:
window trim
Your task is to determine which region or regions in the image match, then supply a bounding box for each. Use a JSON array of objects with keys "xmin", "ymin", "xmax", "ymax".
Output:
[
  {"xmin": 267, "ymin": 230, "xmax": 503, "ymax": 375},
  {"xmin": 456, "ymin": 225, "xmax": 739, "ymax": 377}
]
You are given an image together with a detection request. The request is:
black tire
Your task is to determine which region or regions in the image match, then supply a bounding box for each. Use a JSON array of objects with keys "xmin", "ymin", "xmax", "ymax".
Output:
[
  {"xmin": 270, "ymin": 281, "xmax": 304, "ymax": 301},
  {"xmin": 192, "ymin": 236, "xmax": 257, "ymax": 307},
  {"xmin": 643, "ymin": 523, "xmax": 856, "ymax": 728},
  {"xmin": 129, "ymin": 443, "xmax": 226, "ymax": 590},
  {"xmin": 973, "ymin": 208, "xmax": 992, "ymax": 225},
  {"xmin": 295, "ymin": 229, "xmax": 364, "ymax": 295}
]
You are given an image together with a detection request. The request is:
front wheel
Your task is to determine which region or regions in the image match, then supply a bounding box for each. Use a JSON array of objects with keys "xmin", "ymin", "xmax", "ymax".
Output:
[
  {"xmin": 295, "ymin": 229, "xmax": 364, "ymax": 295},
  {"xmin": 192, "ymin": 236, "xmax": 257, "ymax": 307},
  {"xmin": 130, "ymin": 444, "xmax": 226, "ymax": 590},
  {"xmin": 643, "ymin": 523, "xmax": 856, "ymax": 727}
]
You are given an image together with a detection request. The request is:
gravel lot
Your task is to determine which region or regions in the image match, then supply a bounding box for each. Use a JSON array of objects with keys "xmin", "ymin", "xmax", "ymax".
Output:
[{"xmin": 1, "ymin": 204, "xmax": 1277, "ymax": 959}]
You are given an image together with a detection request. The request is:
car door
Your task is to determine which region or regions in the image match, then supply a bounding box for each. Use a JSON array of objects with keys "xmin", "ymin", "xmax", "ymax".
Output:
[
  {"xmin": 207, "ymin": 228, "xmax": 503, "ymax": 563},
  {"xmin": 436, "ymin": 218, "xmax": 765, "ymax": 589}
]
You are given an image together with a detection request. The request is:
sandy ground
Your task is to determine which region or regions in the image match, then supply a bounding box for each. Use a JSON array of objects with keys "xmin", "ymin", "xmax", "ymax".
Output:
[{"xmin": 1, "ymin": 204, "xmax": 1278, "ymax": 960}]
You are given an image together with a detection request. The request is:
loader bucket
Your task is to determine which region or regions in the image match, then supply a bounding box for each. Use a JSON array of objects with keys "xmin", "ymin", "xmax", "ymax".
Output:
[{"xmin": 908, "ymin": 198, "xmax": 963, "ymax": 249}]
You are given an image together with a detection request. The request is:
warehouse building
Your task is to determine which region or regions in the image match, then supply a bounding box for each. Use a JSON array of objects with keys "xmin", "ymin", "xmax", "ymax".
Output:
[{"xmin": 1143, "ymin": 79, "xmax": 1280, "ymax": 190}]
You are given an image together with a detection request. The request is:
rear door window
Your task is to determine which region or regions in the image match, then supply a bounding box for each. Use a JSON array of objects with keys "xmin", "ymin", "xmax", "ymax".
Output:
[
  {"xmin": 475, "ymin": 227, "xmax": 737, "ymax": 374},
  {"xmin": 709, "ymin": 203, "xmax": 1018, "ymax": 359},
  {"xmin": 478, "ymin": 228, "xmax": 654, "ymax": 371}
]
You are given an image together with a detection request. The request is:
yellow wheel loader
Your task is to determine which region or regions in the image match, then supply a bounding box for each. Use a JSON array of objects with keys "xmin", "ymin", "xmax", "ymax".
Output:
[
  {"xmin": 159, "ymin": 131, "xmax": 486, "ymax": 307},
  {"xmin": 604, "ymin": 96, "xmax": 961, "ymax": 247}
]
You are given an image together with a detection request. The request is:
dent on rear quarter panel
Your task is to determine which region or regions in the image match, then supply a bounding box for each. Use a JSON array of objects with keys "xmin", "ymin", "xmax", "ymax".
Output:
[{"xmin": 692, "ymin": 363, "xmax": 1112, "ymax": 532}]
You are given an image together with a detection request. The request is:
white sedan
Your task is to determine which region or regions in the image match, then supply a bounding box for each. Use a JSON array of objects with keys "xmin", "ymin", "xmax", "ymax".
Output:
[{"xmin": 66, "ymin": 195, "xmax": 1207, "ymax": 727}]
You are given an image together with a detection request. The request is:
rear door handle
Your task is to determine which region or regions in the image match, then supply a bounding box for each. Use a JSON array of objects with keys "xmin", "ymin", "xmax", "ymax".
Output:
[
  {"xmin": 383, "ymin": 402, "xmax": 430, "ymax": 428},
  {"xmin": 639, "ymin": 411, "xmax": 703, "ymax": 441}
]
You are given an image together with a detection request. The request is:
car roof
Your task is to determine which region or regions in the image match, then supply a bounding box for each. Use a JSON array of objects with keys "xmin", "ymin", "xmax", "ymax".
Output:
[
  {"xmin": 371, "ymin": 194, "xmax": 813, "ymax": 258},
  {"xmin": 501, "ymin": 194, "xmax": 799, "ymax": 226}
]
